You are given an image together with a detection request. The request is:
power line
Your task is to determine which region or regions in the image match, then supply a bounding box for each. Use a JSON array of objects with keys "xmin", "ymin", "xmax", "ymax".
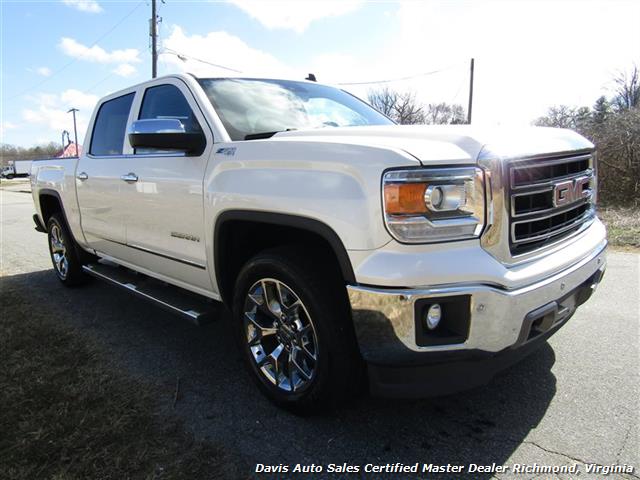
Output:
[
  {"xmin": 8, "ymin": 1, "xmax": 145, "ymax": 100},
  {"xmin": 84, "ymin": 1, "xmax": 146, "ymax": 52},
  {"xmin": 336, "ymin": 63, "xmax": 461, "ymax": 86},
  {"xmin": 450, "ymin": 64, "xmax": 467, "ymax": 103},
  {"xmin": 81, "ymin": 40, "xmax": 151, "ymax": 96},
  {"xmin": 83, "ymin": 72, "xmax": 116, "ymax": 95},
  {"xmin": 161, "ymin": 48, "xmax": 243, "ymax": 74}
]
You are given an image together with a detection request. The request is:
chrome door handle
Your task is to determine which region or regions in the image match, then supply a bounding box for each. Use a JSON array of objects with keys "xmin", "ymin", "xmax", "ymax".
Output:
[
  {"xmin": 76, "ymin": 172, "xmax": 88, "ymax": 181},
  {"xmin": 121, "ymin": 173, "xmax": 138, "ymax": 183}
]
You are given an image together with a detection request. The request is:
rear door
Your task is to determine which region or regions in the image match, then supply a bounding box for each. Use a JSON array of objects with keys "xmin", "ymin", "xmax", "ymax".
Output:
[
  {"xmin": 76, "ymin": 91, "xmax": 135, "ymax": 256},
  {"xmin": 113, "ymin": 78, "xmax": 214, "ymax": 292}
]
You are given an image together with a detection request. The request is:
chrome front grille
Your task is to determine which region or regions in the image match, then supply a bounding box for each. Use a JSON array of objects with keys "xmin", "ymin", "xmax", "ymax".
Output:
[{"xmin": 507, "ymin": 152, "xmax": 595, "ymax": 255}]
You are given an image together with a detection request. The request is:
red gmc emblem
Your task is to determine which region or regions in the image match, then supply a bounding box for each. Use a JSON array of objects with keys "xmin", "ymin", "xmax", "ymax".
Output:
[{"xmin": 553, "ymin": 176, "xmax": 591, "ymax": 207}]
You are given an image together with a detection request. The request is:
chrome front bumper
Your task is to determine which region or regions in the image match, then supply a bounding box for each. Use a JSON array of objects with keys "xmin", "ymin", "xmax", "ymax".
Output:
[{"xmin": 347, "ymin": 241, "xmax": 607, "ymax": 366}]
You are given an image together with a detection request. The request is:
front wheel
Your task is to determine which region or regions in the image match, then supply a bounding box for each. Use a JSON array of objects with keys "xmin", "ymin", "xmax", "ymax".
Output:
[
  {"xmin": 232, "ymin": 247, "xmax": 363, "ymax": 414},
  {"xmin": 47, "ymin": 213, "xmax": 89, "ymax": 286}
]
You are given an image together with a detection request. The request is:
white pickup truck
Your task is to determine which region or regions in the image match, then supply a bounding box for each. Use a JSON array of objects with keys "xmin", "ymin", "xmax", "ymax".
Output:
[{"xmin": 31, "ymin": 74, "xmax": 607, "ymax": 413}]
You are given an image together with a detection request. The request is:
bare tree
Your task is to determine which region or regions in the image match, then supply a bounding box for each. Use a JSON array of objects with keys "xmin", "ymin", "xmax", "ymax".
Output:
[
  {"xmin": 588, "ymin": 108, "xmax": 640, "ymax": 206},
  {"xmin": 367, "ymin": 87, "xmax": 398, "ymax": 118},
  {"xmin": 394, "ymin": 91, "xmax": 425, "ymax": 124},
  {"xmin": 368, "ymin": 88, "xmax": 466, "ymax": 125},
  {"xmin": 534, "ymin": 105, "xmax": 581, "ymax": 129},
  {"xmin": 534, "ymin": 65, "xmax": 640, "ymax": 207},
  {"xmin": 424, "ymin": 102, "xmax": 448, "ymax": 125},
  {"xmin": 613, "ymin": 65, "xmax": 639, "ymax": 112},
  {"xmin": 368, "ymin": 88, "xmax": 424, "ymax": 124},
  {"xmin": 425, "ymin": 102, "xmax": 466, "ymax": 125}
]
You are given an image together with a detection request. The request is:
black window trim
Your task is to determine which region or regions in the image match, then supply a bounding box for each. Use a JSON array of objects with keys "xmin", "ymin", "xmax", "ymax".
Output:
[
  {"xmin": 88, "ymin": 78, "xmax": 217, "ymax": 160},
  {"xmin": 131, "ymin": 82, "xmax": 209, "ymax": 157}
]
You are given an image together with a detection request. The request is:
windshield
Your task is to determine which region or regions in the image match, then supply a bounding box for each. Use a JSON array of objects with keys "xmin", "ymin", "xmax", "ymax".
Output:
[{"xmin": 198, "ymin": 78, "xmax": 394, "ymax": 141}]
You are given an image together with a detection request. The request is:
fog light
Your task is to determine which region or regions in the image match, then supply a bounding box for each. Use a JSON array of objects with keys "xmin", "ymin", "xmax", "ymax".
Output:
[{"xmin": 426, "ymin": 304, "xmax": 442, "ymax": 330}]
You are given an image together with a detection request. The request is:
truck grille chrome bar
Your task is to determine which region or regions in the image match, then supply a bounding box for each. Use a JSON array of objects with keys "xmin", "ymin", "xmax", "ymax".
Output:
[{"xmin": 507, "ymin": 152, "xmax": 595, "ymax": 256}]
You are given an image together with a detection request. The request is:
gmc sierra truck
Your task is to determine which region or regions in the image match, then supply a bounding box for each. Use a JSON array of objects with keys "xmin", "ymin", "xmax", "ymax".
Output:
[{"xmin": 31, "ymin": 74, "xmax": 607, "ymax": 413}]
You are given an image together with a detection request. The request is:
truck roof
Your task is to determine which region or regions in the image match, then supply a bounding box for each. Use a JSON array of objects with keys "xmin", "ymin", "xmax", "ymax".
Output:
[{"xmin": 96, "ymin": 73, "xmax": 329, "ymax": 105}]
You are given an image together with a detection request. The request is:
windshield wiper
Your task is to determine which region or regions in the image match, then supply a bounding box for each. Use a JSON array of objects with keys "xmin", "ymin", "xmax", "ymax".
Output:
[{"xmin": 244, "ymin": 128, "xmax": 297, "ymax": 140}]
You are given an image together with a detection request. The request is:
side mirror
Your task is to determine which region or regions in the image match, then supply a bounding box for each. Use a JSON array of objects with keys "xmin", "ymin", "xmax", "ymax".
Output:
[{"xmin": 128, "ymin": 119, "xmax": 205, "ymax": 155}]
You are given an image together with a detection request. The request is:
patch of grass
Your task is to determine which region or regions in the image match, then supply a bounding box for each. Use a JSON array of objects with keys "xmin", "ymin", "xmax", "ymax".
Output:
[
  {"xmin": 598, "ymin": 206, "xmax": 640, "ymax": 248},
  {"xmin": 0, "ymin": 294, "xmax": 243, "ymax": 480}
]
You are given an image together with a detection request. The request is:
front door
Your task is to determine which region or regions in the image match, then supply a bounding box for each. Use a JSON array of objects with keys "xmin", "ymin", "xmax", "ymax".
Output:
[{"xmin": 114, "ymin": 80, "xmax": 214, "ymax": 292}]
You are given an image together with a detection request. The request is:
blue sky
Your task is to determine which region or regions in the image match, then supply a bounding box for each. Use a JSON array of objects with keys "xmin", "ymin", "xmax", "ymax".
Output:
[{"xmin": 1, "ymin": 0, "xmax": 639, "ymax": 147}]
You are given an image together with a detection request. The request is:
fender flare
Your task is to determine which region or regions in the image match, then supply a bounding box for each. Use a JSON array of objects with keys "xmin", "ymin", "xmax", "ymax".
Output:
[
  {"xmin": 38, "ymin": 189, "xmax": 82, "ymax": 246},
  {"xmin": 214, "ymin": 210, "xmax": 356, "ymax": 301}
]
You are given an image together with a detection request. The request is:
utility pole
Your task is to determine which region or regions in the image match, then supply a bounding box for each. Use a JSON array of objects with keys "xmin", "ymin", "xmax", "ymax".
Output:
[
  {"xmin": 467, "ymin": 58, "xmax": 474, "ymax": 124},
  {"xmin": 151, "ymin": 0, "xmax": 158, "ymax": 78},
  {"xmin": 67, "ymin": 108, "xmax": 79, "ymax": 157}
]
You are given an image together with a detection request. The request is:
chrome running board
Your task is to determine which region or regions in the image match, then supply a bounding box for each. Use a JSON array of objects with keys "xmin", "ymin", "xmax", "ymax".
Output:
[{"xmin": 82, "ymin": 262, "xmax": 221, "ymax": 326}]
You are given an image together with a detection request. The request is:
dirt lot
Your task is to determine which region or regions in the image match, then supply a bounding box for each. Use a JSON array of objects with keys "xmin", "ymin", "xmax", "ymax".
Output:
[{"xmin": 1, "ymin": 180, "xmax": 638, "ymax": 479}]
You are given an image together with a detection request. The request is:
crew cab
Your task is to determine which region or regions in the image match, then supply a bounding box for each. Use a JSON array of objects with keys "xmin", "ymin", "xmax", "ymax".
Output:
[{"xmin": 31, "ymin": 74, "xmax": 607, "ymax": 412}]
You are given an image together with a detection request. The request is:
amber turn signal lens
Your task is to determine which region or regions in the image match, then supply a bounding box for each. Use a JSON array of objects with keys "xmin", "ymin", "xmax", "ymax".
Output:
[{"xmin": 384, "ymin": 183, "xmax": 428, "ymax": 214}]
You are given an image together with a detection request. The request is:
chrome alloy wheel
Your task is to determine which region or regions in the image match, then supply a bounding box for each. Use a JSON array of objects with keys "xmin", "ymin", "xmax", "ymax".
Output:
[
  {"xmin": 49, "ymin": 223, "xmax": 69, "ymax": 279},
  {"xmin": 243, "ymin": 278, "xmax": 319, "ymax": 393}
]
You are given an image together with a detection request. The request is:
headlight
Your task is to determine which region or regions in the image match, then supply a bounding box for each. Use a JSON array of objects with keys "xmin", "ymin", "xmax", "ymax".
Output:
[{"xmin": 382, "ymin": 167, "xmax": 485, "ymax": 243}]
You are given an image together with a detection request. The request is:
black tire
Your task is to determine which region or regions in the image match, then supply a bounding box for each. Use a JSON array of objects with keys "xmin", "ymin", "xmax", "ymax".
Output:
[
  {"xmin": 47, "ymin": 213, "xmax": 90, "ymax": 287},
  {"xmin": 232, "ymin": 246, "xmax": 364, "ymax": 414}
]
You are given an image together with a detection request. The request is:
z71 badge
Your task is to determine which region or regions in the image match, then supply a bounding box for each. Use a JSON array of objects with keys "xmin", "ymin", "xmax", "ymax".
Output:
[{"xmin": 216, "ymin": 147, "xmax": 237, "ymax": 156}]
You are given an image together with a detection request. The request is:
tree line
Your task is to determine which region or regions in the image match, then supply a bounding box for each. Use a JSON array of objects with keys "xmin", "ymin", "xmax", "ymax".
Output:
[
  {"xmin": 1, "ymin": 142, "xmax": 61, "ymax": 167},
  {"xmin": 366, "ymin": 66, "xmax": 638, "ymax": 207},
  {"xmin": 367, "ymin": 88, "xmax": 467, "ymax": 125},
  {"xmin": 534, "ymin": 66, "xmax": 639, "ymax": 207}
]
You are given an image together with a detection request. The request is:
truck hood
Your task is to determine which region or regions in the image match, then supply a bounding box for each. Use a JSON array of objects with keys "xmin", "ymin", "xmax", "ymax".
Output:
[{"xmin": 271, "ymin": 125, "xmax": 593, "ymax": 165}]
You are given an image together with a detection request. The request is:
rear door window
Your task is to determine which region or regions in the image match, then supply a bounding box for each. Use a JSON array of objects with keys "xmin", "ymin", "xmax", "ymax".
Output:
[{"xmin": 90, "ymin": 93, "xmax": 134, "ymax": 156}]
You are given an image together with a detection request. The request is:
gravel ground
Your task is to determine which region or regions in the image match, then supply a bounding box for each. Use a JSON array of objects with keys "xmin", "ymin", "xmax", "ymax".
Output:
[{"xmin": 1, "ymin": 182, "xmax": 638, "ymax": 480}]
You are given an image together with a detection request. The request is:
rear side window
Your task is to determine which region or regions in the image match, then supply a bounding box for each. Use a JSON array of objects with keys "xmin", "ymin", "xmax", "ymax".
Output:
[
  {"xmin": 138, "ymin": 84, "xmax": 202, "ymax": 134},
  {"xmin": 90, "ymin": 93, "xmax": 134, "ymax": 156}
]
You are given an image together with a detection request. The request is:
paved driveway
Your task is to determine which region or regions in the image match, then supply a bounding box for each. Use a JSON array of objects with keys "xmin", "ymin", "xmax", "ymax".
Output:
[{"xmin": 1, "ymin": 185, "xmax": 638, "ymax": 479}]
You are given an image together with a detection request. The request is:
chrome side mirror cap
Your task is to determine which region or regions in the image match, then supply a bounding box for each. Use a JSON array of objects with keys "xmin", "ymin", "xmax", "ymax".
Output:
[{"xmin": 128, "ymin": 119, "xmax": 205, "ymax": 155}]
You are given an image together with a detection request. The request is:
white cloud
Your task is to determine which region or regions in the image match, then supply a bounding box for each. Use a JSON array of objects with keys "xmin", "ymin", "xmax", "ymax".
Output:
[
  {"xmin": 36, "ymin": 66, "xmax": 52, "ymax": 77},
  {"xmin": 59, "ymin": 37, "xmax": 140, "ymax": 64},
  {"xmin": 302, "ymin": 1, "xmax": 640, "ymax": 127},
  {"xmin": 161, "ymin": 26, "xmax": 297, "ymax": 78},
  {"xmin": 227, "ymin": 0, "xmax": 362, "ymax": 33},
  {"xmin": 0, "ymin": 121, "xmax": 18, "ymax": 139},
  {"xmin": 62, "ymin": 0, "xmax": 103, "ymax": 14},
  {"xmin": 112, "ymin": 63, "xmax": 137, "ymax": 78},
  {"xmin": 23, "ymin": 108, "xmax": 67, "ymax": 131},
  {"xmin": 60, "ymin": 89, "xmax": 100, "ymax": 109},
  {"xmin": 22, "ymin": 90, "xmax": 98, "ymax": 144}
]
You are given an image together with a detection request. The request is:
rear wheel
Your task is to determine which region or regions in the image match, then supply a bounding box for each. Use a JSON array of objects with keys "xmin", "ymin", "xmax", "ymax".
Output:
[
  {"xmin": 47, "ymin": 213, "xmax": 89, "ymax": 286},
  {"xmin": 232, "ymin": 247, "xmax": 363, "ymax": 414}
]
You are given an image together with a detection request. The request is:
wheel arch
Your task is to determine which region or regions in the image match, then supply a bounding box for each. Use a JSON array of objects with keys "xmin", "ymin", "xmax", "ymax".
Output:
[
  {"xmin": 38, "ymin": 188, "xmax": 94, "ymax": 262},
  {"xmin": 38, "ymin": 189, "xmax": 65, "ymax": 226},
  {"xmin": 214, "ymin": 210, "xmax": 356, "ymax": 306}
]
